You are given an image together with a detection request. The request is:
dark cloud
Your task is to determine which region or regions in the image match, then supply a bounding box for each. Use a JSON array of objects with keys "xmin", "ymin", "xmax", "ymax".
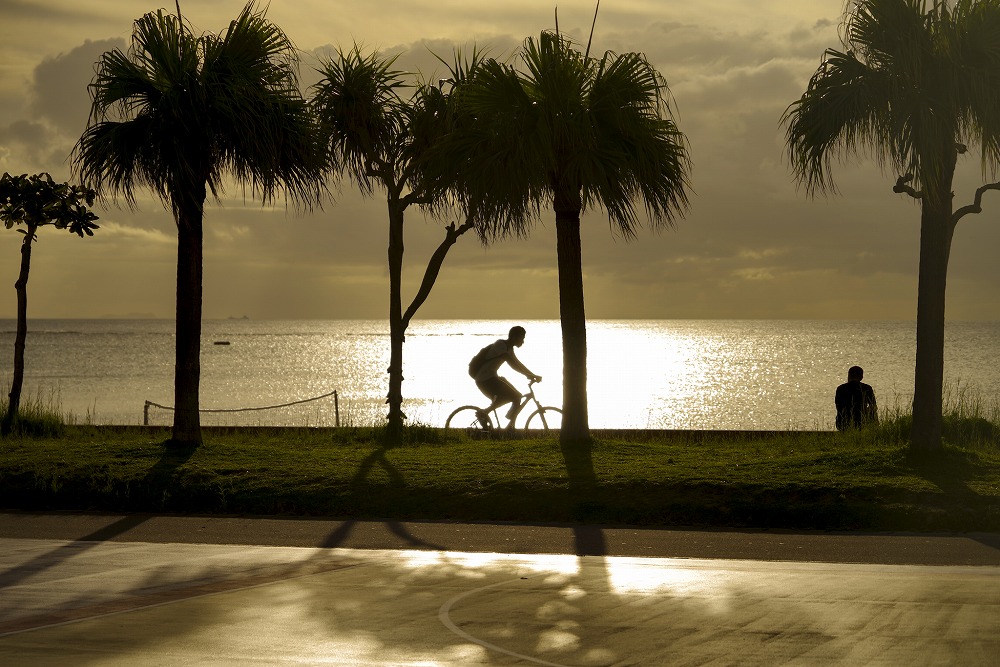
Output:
[
  {"xmin": 0, "ymin": 118, "xmax": 47, "ymax": 146},
  {"xmin": 30, "ymin": 38, "xmax": 124, "ymax": 136},
  {"xmin": 0, "ymin": 118, "xmax": 64, "ymax": 169}
]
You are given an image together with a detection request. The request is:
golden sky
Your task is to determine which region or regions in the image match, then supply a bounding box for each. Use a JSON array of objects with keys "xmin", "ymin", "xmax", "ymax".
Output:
[{"xmin": 1, "ymin": 0, "xmax": 998, "ymax": 320}]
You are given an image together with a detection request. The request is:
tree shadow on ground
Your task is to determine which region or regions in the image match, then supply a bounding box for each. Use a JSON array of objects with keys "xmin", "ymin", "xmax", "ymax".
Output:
[
  {"xmin": 326, "ymin": 445, "xmax": 449, "ymax": 551},
  {"xmin": 904, "ymin": 445, "xmax": 1000, "ymax": 532},
  {"xmin": 0, "ymin": 443, "xmax": 197, "ymax": 589}
]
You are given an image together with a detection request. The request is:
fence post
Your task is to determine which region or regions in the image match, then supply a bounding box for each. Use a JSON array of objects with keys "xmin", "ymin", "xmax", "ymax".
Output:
[
  {"xmin": 334, "ymin": 390, "xmax": 340, "ymax": 428},
  {"xmin": 143, "ymin": 401, "xmax": 150, "ymax": 426}
]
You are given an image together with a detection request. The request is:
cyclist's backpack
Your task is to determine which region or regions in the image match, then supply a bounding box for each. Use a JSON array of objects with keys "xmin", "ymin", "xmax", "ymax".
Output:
[{"xmin": 468, "ymin": 343, "xmax": 497, "ymax": 378}]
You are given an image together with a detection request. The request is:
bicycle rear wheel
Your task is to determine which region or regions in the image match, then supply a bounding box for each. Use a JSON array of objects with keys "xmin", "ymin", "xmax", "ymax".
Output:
[
  {"xmin": 445, "ymin": 405, "xmax": 493, "ymax": 431},
  {"xmin": 523, "ymin": 406, "xmax": 562, "ymax": 431}
]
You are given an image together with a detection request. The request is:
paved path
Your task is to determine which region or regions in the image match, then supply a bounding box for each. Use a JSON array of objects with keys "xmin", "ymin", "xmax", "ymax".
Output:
[{"xmin": 0, "ymin": 513, "xmax": 998, "ymax": 665}]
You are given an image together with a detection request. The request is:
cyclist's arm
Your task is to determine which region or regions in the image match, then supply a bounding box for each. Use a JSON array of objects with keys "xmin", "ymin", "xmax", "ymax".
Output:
[{"xmin": 507, "ymin": 351, "xmax": 541, "ymax": 382}]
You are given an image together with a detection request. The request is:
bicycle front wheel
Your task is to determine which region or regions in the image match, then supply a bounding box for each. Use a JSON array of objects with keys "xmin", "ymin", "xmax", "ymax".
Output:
[
  {"xmin": 445, "ymin": 406, "xmax": 493, "ymax": 431},
  {"xmin": 523, "ymin": 406, "xmax": 562, "ymax": 431}
]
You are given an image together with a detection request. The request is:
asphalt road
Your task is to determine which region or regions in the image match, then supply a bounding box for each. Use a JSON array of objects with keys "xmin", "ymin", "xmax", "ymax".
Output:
[{"xmin": 1, "ymin": 511, "xmax": 997, "ymax": 566}]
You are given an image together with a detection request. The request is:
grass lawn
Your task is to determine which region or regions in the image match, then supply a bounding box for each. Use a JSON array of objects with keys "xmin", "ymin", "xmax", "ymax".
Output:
[{"xmin": 1, "ymin": 419, "xmax": 998, "ymax": 532}]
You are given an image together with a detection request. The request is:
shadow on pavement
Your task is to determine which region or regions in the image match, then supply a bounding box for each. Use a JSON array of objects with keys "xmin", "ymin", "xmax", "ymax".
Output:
[{"xmin": 0, "ymin": 444, "xmax": 197, "ymax": 589}]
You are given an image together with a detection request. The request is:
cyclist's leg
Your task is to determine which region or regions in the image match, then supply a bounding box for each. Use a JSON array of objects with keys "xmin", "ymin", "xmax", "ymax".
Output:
[
  {"xmin": 477, "ymin": 377, "xmax": 519, "ymax": 423},
  {"xmin": 476, "ymin": 377, "xmax": 508, "ymax": 417},
  {"xmin": 494, "ymin": 378, "xmax": 524, "ymax": 426}
]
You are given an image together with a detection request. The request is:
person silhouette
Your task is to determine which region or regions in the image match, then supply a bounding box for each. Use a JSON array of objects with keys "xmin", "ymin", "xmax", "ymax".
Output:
[
  {"xmin": 468, "ymin": 326, "xmax": 541, "ymax": 430},
  {"xmin": 835, "ymin": 365, "xmax": 878, "ymax": 430}
]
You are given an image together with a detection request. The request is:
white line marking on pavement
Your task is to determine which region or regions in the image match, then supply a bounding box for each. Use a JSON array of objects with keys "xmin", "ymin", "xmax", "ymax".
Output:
[{"xmin": 438, "ymin": 577, "xmax": 571, "ymax": 667}]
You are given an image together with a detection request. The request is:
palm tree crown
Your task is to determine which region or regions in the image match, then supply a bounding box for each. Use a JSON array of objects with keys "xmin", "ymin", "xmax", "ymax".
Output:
[
  {"xmin": 442, "ymin": 31, "xmax": 691, "ymax": 239},
  {"xmin": 75, "ymin": 2, "xmax": 321, "ymax": 212},
  {"xmin": 784, "ymin": 0, "xmax": 1000, "ymax": 203}
]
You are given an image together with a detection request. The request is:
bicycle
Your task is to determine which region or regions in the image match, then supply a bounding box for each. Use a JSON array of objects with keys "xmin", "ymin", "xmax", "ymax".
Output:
[{"xmin": 445, "ymin": 379, "xmax": 562, "ymax": 432}]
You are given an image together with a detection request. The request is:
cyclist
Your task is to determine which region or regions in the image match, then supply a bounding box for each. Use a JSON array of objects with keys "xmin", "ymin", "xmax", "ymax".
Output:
[{"xmin": 468, "ymin": 325, "xmax": 542, "ymax": 430}]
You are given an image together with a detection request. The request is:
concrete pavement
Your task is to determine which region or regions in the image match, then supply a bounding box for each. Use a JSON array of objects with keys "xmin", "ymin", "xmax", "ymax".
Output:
[{"xmin": 0, "ymin": 514, "xmax": 998, "ymax": 665}]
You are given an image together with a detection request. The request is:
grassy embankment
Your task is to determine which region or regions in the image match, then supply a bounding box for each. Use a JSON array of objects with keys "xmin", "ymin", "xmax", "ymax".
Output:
[{"xmin": 0, "ymin": 387, "xmax": 998, "ymax": 532}]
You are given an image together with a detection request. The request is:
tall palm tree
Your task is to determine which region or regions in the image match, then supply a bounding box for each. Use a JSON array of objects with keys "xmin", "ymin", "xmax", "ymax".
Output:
[
  {"xmin": 73, "ymin": 2, "xmax": 322, "ymax": 446},
  {"xmin": 783, "ymin": 0, "xmax": 1000, "ymax": 452},
  {"xmin": 311, "ymin": 47, "xmax": 478, "ymax": 441},
  {"xmin": 430, "ymin": 31, "xmax": 691, "ymax": 444}
]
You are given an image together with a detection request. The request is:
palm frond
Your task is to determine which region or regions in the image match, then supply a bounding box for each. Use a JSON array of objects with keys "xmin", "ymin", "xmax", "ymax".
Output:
[
  {"xmin": 202, "ymin": 3, "xmax": 321, "ymax": 207},
  {"xmin": 310, "ymin": 45, "xmax": 409, "ymax": 194},
  {"xmin": 446, "ymin": 57, "xmax": 549, "ymax": 239},
  {"xmin": 785, "ymin": 0, "xmax": 1000, "ymax": 201}
]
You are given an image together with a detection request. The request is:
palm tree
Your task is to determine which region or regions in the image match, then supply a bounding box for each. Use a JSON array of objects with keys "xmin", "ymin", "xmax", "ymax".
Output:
[
  {"xmin": 73, "ymin": 2, "xmax": 322, "ymax": 446},
  {"xmin": 430, "ymin": 31, "xmax": 691, "ymax": 444},
  {"xmin": 0, "ymin": 173, "xmax": 99, "ymax": 435},
  {"xmin": 311, "ymin": 47, "xmax": 477, "ymax": 441},
  {"xmin": 782, "ymin": 0, "xmax": 1000, "ymax": 453}
]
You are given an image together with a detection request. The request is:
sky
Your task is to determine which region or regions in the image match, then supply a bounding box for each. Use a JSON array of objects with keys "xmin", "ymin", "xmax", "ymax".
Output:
[{"xmin": 0, "ymin": 0, "xmax": 998, "ymax": 321}]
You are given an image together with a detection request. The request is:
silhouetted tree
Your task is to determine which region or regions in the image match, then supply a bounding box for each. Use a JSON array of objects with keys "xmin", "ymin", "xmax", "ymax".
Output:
[
  {"xmin": 311, "ymin": 47, "xmax": 479, "ymax": 441},
  {"xmin": 0, "ymin": 172, "xmax": 99, "ymax": 435},
  {"xmin": 428, "ymin": 30, "xmax": 691, "ymax": 445},
  {"xmin": 73, "ymin": 2, "xmax": 322, "ymax": 446},
  {"xmin": 783, "ymin": 0, "xmax": 1000, "ymax": 453}
]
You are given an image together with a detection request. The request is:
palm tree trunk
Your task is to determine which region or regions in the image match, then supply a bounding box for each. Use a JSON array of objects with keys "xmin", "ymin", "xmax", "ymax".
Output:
[
  {"xmin": 385, "ymin": 202, "xmax": 406, "ymax": 442},
  {"xmin": 171, "ymin": 188, "xmax": 205, "ymax": 447},
  {"xmin": 910, "ymin": 201, "xmax": 955, "ymax": 454},
  {"xmin": 554, "ymin": 189, "xmax": 590, "ymax": 445},
  {"xmin": 1, "ymin": 226, "xmax": 36, "ymax": 435}
]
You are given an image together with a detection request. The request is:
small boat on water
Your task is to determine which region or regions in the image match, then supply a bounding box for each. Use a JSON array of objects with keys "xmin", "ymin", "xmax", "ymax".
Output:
[{"xmin": 213, "ymin": 341, "xmax": 231, "ymax": 346}]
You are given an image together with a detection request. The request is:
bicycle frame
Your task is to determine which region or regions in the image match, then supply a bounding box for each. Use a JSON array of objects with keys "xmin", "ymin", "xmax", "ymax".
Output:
[{"xmin": 484, "ymin": 379, "xmax": 543, "ymax": 427}]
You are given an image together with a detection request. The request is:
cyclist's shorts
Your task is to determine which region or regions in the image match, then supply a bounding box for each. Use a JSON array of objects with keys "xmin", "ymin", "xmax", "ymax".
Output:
[{"xmin": 475, "ymin": 376, "xmax": 520, "ymax": 404}]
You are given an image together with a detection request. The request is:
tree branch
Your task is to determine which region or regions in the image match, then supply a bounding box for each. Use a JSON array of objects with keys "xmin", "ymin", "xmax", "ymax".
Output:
[
  {"xmin": 892, "ymin": 173, "xmax": 922, "ymax": 199},
  {"xmin": 952, "ymin": 180, "xmax": 1000, "ymax": 226},
  {"xmin": 401, "ymin": 218, "xmax": 475, "ymax": 328},
  {"xmin": 401, "ymin": 191, "xmax": 433, "ymax": 207}
]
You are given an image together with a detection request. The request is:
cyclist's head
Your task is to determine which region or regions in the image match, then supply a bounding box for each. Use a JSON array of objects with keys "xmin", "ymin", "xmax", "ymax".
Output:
[{"xmin": 508, "ymin": 326, "xmax": 526, "ymax": 346}]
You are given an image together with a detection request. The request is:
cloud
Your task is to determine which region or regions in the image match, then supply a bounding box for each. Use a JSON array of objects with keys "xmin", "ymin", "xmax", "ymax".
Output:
[
  {"xmin": 0, "ymin": 119, "xmax": 64, "ymax": 174},
  {"xmin": 30, "ymin": 38, "xmax": 124, "ymax": 136},
  {"xmin": 0, "ymin": 119, "xmax": 47, "ymax": 148},
  {"xmin": 0, "ymin": 38, "xmax": 124, "ymax": 174},
  {"xmin": 95, "ymin": 221, "xmax": 174, "ymax": 246},
  {"xmin": 1, "ymin": 2, "xmax": 998, "ymax": 320}
]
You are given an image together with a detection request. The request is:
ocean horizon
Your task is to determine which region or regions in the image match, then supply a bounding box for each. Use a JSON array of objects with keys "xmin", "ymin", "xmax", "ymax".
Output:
[{"xmin": 1, "ymin": 318, "xmax": 998, "ymax": 430}]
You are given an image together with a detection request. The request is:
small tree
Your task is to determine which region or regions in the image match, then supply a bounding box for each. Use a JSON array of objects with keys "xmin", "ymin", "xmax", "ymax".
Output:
[
  {"xmin": 311, "ymin": 47, "xmax": 478, "ymax": 441},
  {"xmin": 0, "ymin": 172, "xmax": 99, "ymax": 435}
]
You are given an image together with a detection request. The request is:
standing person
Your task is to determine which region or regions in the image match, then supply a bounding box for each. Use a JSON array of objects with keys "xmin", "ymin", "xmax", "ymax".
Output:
[
  {"xmin": 468, "ymin": 326, "xmax": 542, "ymax": 430},
  {"xmin": 835, "ymin": 365, "xmax": 878, "ymax": 431}
]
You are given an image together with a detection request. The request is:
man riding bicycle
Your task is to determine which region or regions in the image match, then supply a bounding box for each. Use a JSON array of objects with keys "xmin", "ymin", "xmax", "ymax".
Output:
[{"xmin": 468, "ymin": 325, "xmax": 542, "ymax": 430}]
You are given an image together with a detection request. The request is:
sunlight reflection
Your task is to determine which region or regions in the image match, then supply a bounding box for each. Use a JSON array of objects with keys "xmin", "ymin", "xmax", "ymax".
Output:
[
  {"xmin": 605, "ymin": 557, "xmax": 734, "ymax": 615},
  {"xmin": 15, "ymin": 318, "xmax": 998, "ymax": 429},
  {"xmin": 396, "ymin": 549, "xmax": 581, "ymax": 579},
  {"xmin": 536, "ymin": 621, "xmax": 582, "ymax": 654}
]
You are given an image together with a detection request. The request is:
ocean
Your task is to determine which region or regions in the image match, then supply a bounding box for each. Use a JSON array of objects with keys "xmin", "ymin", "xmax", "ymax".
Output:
[{"xmin": 1, "ymin": 319, "xmax": 998, "ymax": 430}]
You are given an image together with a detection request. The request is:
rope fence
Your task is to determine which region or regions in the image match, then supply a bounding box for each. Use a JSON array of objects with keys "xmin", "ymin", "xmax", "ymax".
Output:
[{"xmin": 143, "ymin": 389, "xmax": 340, "ymax": 427}]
